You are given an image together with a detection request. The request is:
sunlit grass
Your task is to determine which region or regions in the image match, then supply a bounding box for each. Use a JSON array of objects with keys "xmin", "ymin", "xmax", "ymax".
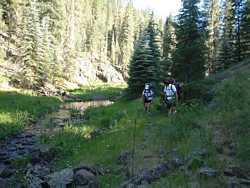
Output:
[
  {"xmin": 0, "ymin": 90, "xmax": 61, "ymax": 140},
  {"xmin": 68, "ymin": 83, "xmax": 127, "ymax": 101}
]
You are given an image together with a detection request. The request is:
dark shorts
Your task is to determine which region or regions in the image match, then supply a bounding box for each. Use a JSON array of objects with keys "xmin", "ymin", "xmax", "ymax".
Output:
[
  {"xmin": 144, "ymin": 98, "xmax": 152, "ymax": 103},
  {"xmin": 164, "ymin": 98, "xmax": 176, "ymax": 108}
]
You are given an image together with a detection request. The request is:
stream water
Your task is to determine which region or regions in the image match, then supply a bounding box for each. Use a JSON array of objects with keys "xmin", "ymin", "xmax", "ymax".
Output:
[{"xmin": 0, "ymin": 100, "xmax": 113, "ymax": 186}]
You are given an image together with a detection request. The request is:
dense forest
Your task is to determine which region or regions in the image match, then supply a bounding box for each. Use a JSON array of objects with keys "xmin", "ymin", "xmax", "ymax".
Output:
[
  {"xmin": 0, "ymin": 0, "xmax": 154, "ymax": 90},
  {"xmin": 0, "ymin": 0, "xmax": 250, "ymax": 94}
]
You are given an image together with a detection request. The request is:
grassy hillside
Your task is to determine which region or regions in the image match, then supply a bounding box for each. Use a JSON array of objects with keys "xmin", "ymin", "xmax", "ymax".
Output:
[
  {"xmin": 41, "ymin": 66, "xmax": 250, "ymax": 187},
  {"xmin": 0, "ymin": 90, "xmax": 61, "ymax": 140}
]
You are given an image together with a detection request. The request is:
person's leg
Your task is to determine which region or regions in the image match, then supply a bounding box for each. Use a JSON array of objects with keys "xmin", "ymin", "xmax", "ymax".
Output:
[{"xmin": 144, "ymin": 101, "xmax": 147, "ymax": 111}]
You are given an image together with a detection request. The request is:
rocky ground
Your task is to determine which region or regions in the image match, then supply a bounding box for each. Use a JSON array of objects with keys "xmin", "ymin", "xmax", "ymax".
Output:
[{"xmin": 0, "ymin": 98, "xmax": 112, "ymax": 188}]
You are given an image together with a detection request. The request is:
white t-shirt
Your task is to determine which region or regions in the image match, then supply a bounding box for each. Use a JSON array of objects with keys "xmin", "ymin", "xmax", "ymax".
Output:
[{"xmin": 164, "ymin": 84, "xmax": 177, "ymax": 100}]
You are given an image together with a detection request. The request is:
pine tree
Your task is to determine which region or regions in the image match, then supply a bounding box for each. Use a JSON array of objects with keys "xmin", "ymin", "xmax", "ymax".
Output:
[
  {"xmin": 147, "ymin": 15, "xmax": 162, "ymax": 86},
  {"xmin": 203, "ymin": 0, "xmax": 220, "ymax": 74},
  {"xmin": 233, "ymin": 0, "xmax": 245, "ymax": 62},
  {"xmin": 240, "ymin": 0, "xmax": 250, "ymax": 59},
  {"xmin": 127, "ymin": 31, "xmax": 155, "ymax": 98},
  {"xmin": 217, "ymin": 0, "xmax": 236, "ymax": 70},
  {"xmin": 119, "ymin": 2, "xmax": 135, "ymax": 71},
  {"xmin": 17, "ymin": 0, "xmax": 48, "ymax": 89},
  {"xmin": 173, "ymin": 0, "xmax": 206, "ymax": 83},
  {"xmin": 162, "ymin": 15, "xmax": 175, "ymax": 79},
  {"xmin": 0, "ymin": 4, "xmax": 7, "ymax": 64}
]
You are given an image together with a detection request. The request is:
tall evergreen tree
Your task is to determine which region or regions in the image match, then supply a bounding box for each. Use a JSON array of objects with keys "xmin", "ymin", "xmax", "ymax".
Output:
[
  {"xmin": 127, "ymin": 31, "xmax": 155, "ymax": 98},
  {"xmin": 147, "ymin": 15, "xmax": 162, "ymax": 85},
  {"xmin": 217, "ymin": 0, "xmax": 236, "ymax": 70},
  {"xmin": 172, "ymin": 0, "xmax": 206, "ymax": 83},
  {"xmin": 240, "ymin": 0, "xmax": 250, "ymax": 59},
  {"xmin": 119, "ymin": 2, "xmax": 135, "ymax": 71},
  {"xmin": 233, "ymin": 0, "xmax": 245, "ymax": 62},
  {"xmin": 203, "ymin": 0, "xmax": 221, "ymax": 74},
  {"xmin": 162, "ymin": 15, "xmax": 175, "ymax": 79}
]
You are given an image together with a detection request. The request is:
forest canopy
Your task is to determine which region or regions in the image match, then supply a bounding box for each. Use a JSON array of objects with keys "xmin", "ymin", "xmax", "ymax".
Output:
[{"xmin": 0, "ymin": 0, "xmax": 249, "ymax": 94}]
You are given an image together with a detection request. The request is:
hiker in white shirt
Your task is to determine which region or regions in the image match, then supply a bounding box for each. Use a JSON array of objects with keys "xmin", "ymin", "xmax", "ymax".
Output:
[{"xmin": 163, "ymin": 79, "xmax": 178, "ymax": 114}]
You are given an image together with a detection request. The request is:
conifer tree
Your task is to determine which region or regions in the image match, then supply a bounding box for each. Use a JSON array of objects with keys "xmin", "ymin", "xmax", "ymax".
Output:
[
  {"xmin": 127, "ymin": 31, "xmax": 155, "ymax": 98},
  {"xmin": 173, "ymin": 0, "xmax": 206, "ymax": 83},
  {"xmin": 162, "ymin": 15, "xmax": 175, "ymax": 79},
  {"xmin": 233, "ymin": 0, "xmax": 245, "ymax": 62},
  {"xmin": 217, "ymin": 0, "xmax": 236, "ymax": 70},
  {"xmin": 119, "ymin": 2, "xmax": 135, "ymax": 71},
  {"xmin": 240, "ymin": 0, "xmax": 250, "ymax": 59},
  {"xmin": 203, "ymin": 0, "xmax": 221, "ymax": 74},
  {"xmin": 147, "ymin": 15, "xmax": 162, "ymax": 85}
]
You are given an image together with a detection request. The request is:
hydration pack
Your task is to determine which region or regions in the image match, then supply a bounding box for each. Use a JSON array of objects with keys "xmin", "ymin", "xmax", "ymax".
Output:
[{"xmin": 143, "ymin": 89, "xmax": 153, "ymax": 100}]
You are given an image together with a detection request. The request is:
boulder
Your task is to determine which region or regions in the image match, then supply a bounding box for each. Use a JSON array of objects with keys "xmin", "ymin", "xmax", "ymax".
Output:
[
  {"xmin": 47, "ymin": 168, "xmax": 74, "ymax": 188},
  {"xmin": 117, "ymin": 150, "xmax": 133, "ymax": 166},
  {"xmin": 0, "ymin": 177, "xmax": 8, "ymax": 188},
  {"xmin": 72, "ymin": 58, "xmax": 124, "ymax": 85},
  {"xmin": 26, "ymin": 173, "xmax": 44, "ymax": 188},
  {"xmin": 74, "ymin": 164, "xmax": 105, "ymax": 176},
  {"xmin": 39, "ymin": 145, "xmax": 57, "ymax": 162},
  {"xmin": 0, "ymin": 164, "xmax": 7, "ymax": 177},
  {"xmin": 199, "ymin": 167, "xmax": 218, "ymax": 177},
  {"xmin": 73, "ymin": 169, "xmax": 98, "ymax": 187},
  {"xmin": 224, "ymin": 166, "xmax": 249, "ymax": 179},
  {"xmin": 97, "ymin": 63, "xmax": 124, "ymax": 83}
]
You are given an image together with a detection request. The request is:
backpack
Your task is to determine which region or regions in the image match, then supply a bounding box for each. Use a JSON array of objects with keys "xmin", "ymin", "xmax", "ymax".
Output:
[
  {"xmin": 143, "ymin": 89, "xmax": 153, "ymax": 100},
  {"xmin": 174, "ymin": 82, "xmax": 181, "ymax": 97}
]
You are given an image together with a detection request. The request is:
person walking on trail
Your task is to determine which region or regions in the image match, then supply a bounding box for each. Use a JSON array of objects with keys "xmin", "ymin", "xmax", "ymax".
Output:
[
  {"xmin": 142, "ymin": 83, "xmax": 154, "ymax": 112},
  {"xmin": 163, "ymin": 79, "xmax": 178, "ymax": 114}
]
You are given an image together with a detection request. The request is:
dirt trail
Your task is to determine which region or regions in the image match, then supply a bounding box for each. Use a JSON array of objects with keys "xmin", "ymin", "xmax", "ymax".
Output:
[{"xmin": 0, "ymin": 99, "xmax": 112, "ymax": 187}]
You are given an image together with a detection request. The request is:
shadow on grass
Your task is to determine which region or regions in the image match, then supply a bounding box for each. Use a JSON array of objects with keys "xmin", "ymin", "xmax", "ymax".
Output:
[{"xmin": 0, "ymin": 90, "xmax": 61, "ymax": 140}]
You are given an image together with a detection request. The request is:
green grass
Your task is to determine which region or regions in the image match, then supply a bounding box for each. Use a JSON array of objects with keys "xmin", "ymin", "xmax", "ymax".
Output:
[
  {"xmin": 0, "ymin": 90, "xmax": 61, "ymax": 140},
  {"xmin": 42, "ymin": 70, "xmax": 250, "ymax": 187},
  {"xmin": 68, "ymin": 83, "xmax": 127, "ymax": 101}
]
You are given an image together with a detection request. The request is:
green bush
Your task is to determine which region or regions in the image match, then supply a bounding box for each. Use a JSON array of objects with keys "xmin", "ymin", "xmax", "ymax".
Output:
[{"xmin": 183, "ymin": 79, "xmax": 217, "ymax": 103}]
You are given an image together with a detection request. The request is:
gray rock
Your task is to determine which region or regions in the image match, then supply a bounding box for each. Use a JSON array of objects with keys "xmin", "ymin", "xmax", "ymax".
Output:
[
  {"xmin": 240, "ymin": 178, "xmax": 250, "ymax": 186},
  {"xmin": 0, "ymin": 164, "xmax": 7, "ymax": 176},
  {"xmin": 74, "ymin": 165, "xmax": 105, "ymax": 176},
  {"xmin": 170, "ymin": 156, "xmax": 184, "ymax": 168},
  {"xmin": 0, "ymin": 167, "xmax": 15, "ymax": 178},
  {"xmin": 27, "ymin": 164, "xmax": 50, "ymax": 178},
  {"xmin": 153, "ymin": 163, "xmax": 169, "ymax": 177},
  {"xmin": 226, "ymin": 181, "xmax": 240, "ymax": 188},
  {"xmin": 74, "ymin": 169, "xmax": 97, "ymax": 186},
  {"xmin": 47, "ymin": 168, "xmax": 74, "ymax": 188},
  {"xmin": 224, "ymin": 166, "xmax": 249, "ymax": 179},
  {"xmin": 117, "ymin": 150, "xmax": 133, "ymax": 166},
  {"xmin": 26, "ymin": 173, "xmax": 44, "ymax": 188},
  {"xmin": 39, "ymin": 145, "xmax": 57, "ymax": 162},
  {"xmin": 199, "ymin": 167, "xmax": 218, "ymax": 177},
  {"xmin": 0, "ymin": 177, "xmax": 8, "ymax": 188}
]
